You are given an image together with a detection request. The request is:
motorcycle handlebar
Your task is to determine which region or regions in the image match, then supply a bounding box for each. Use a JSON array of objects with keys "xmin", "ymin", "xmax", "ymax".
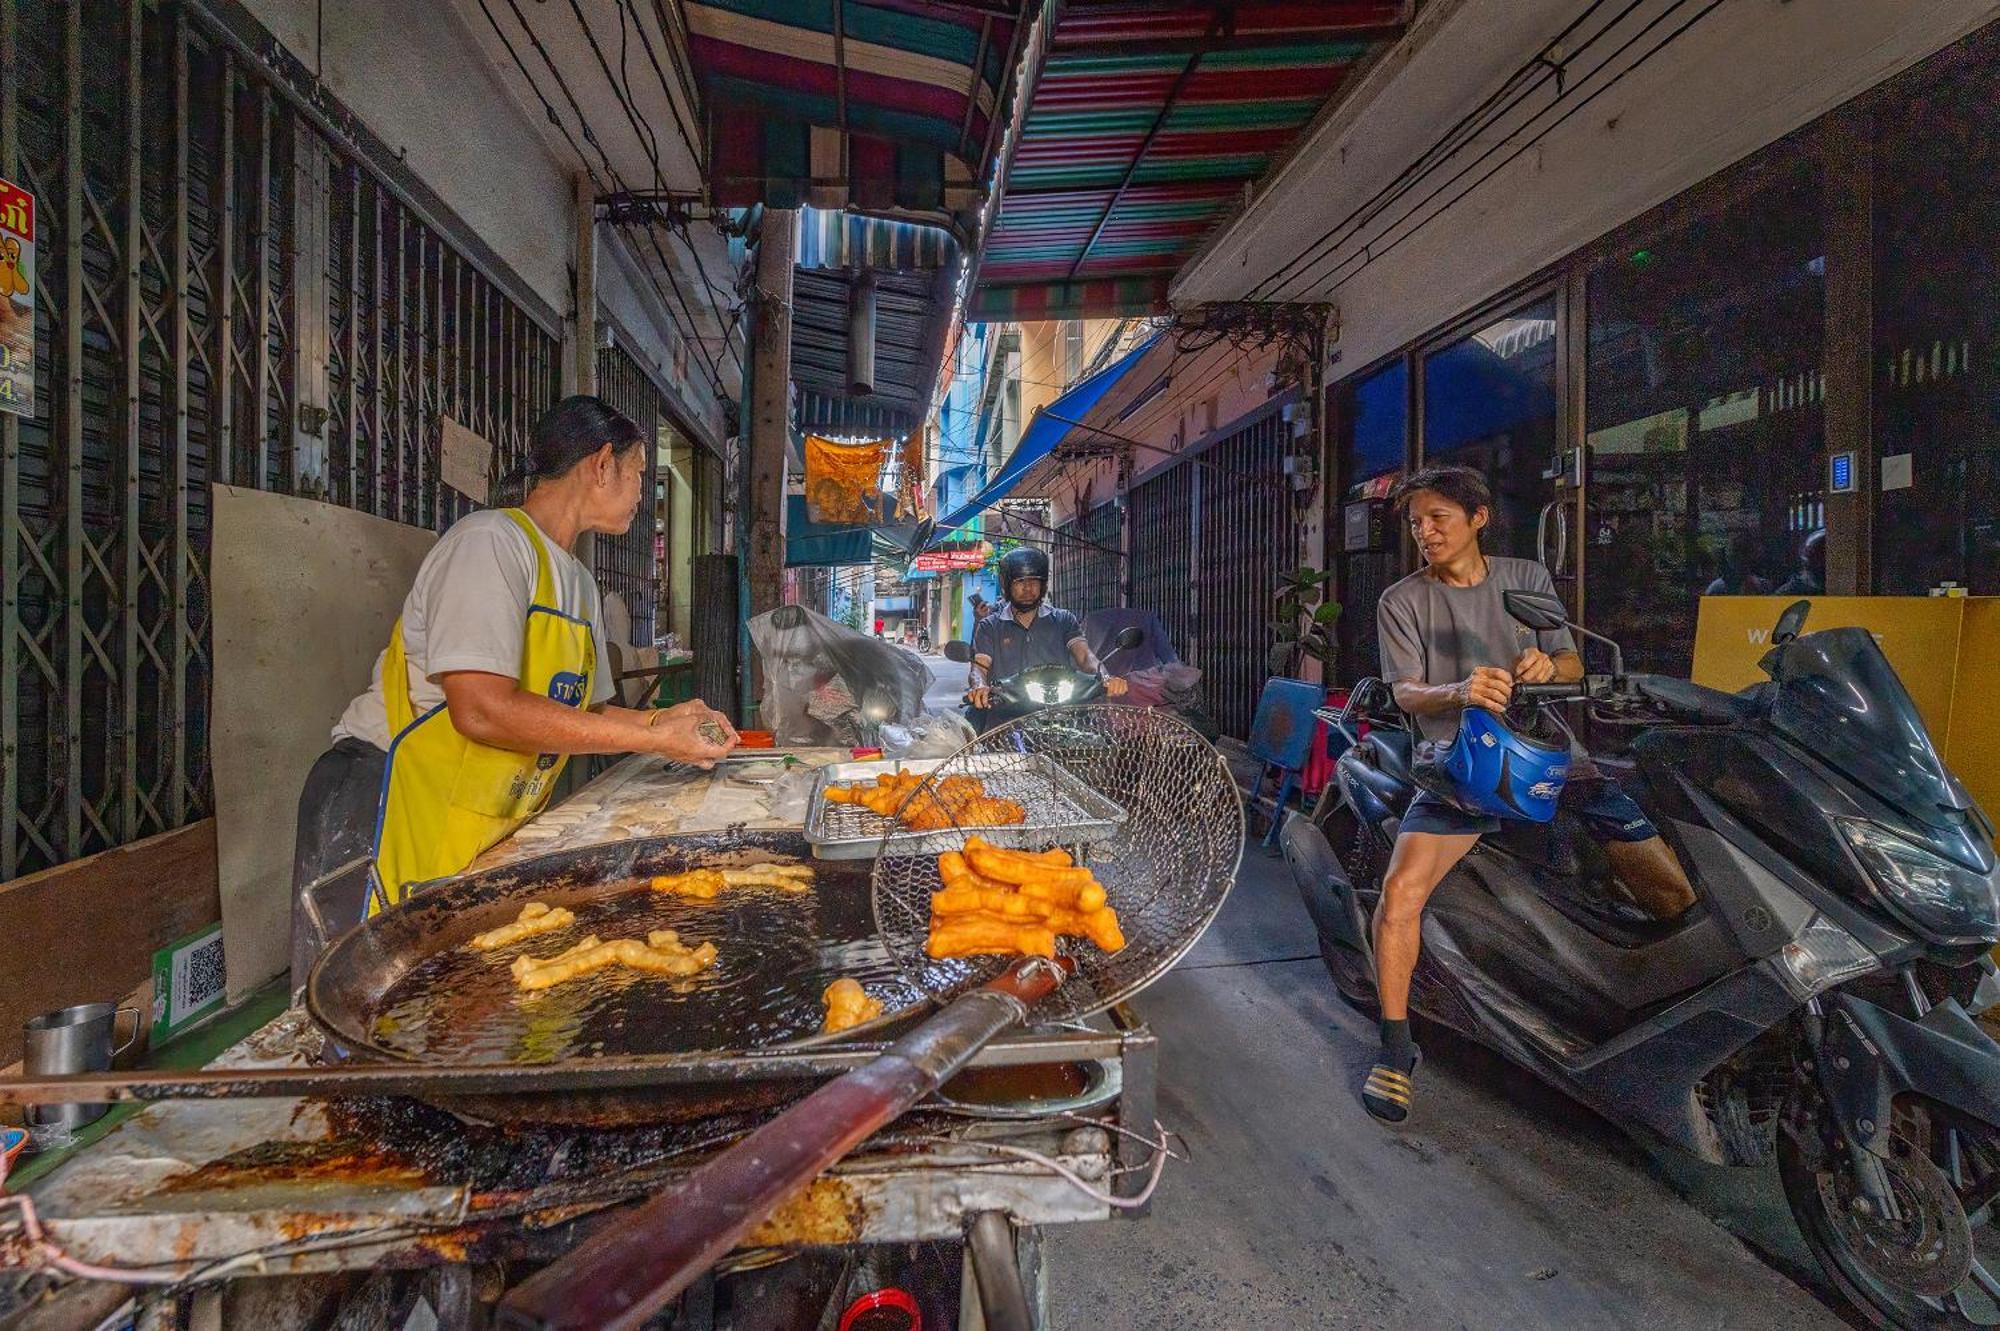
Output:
[{"xmin": 1514, "ymin": 682, "xmax": 1587, "ymax": 702}]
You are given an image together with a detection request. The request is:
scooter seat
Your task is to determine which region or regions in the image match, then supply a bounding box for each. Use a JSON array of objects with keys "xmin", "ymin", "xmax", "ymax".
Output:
[
  {"xmin": 1632, "ymin": 675, "xmax": 1760, "ymax": 726},
  {"xmin": 1364, "ymin": 730, "xmax": 1414, "ymax": 784}
]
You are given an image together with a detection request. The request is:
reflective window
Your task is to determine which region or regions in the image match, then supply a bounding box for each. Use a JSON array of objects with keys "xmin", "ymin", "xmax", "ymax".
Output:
[
  {"xmin": 1584, "ymin": 169, "xmax": 1825, "ymax": 676},
  {"xmin": 1332, "ymin": 359, "xmax": 1409, "ymax": 684},
  {"xmin": 1873, "ymin": 47, "xmax": 2000, "ymax": 593},
  {"xmin": 1421, "ymin": 297, "xmax": 1559, "ymax": 562}
]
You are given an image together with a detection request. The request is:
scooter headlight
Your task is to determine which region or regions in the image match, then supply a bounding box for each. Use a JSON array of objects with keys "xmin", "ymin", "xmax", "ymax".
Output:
[{"xmin": 1838, "ymin": 819, "xmax": 2000, "ymax": 944}]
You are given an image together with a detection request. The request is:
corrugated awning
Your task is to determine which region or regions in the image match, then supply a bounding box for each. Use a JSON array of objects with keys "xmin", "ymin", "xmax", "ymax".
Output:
[
  {"xmin": 798, "ymin": 209, "xmax": 956, "ymax": 270},
  {"xmin": 933, "ymin": 332, "xmax": 1160, "ymax": 535},
  {"xmin": 973, "ymin": 1, "xmax": 1411, "ymax": 319},
  {"xmin": 686, "ymin": 0, "xmax": 1035, "ymax": 231}
]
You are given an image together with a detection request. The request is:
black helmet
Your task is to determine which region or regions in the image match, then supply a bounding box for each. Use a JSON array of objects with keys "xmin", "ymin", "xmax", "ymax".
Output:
[{"xmin": 997, "ymin": 546, "xmax": 1051, "ymax": 609}]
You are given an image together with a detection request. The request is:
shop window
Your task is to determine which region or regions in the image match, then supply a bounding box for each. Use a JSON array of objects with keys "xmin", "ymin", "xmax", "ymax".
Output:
[
  {"xmin": 1421, "ymin": 297, "xmax": 1559, "ymax": 562},
  {"xmin": 1872, "ymin": 44, "xmax": 2000, "ymax": 594},
  {"xmin": 1584, "ymin": 168, "xmax": 1825, "ymax": 677}
]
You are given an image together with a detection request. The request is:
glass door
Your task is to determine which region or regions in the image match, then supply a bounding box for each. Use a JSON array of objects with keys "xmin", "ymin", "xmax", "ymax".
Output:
[
  {"xmin": 1419, "ymin": 294, "xmax": 1570, "ymax": 609},
  {"xmin": 1582, "ymin": 167, "xmax": 1825, "ymax": 678}
]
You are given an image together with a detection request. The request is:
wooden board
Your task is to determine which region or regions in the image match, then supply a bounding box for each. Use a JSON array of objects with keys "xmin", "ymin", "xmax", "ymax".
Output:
[
  {"xmin": 0, "ymin": 821, "xmax": 218, "ymax": 1069},
  {"xmin": 210, "ymin": 485, "xmax": 437, "ymax": 1000}
]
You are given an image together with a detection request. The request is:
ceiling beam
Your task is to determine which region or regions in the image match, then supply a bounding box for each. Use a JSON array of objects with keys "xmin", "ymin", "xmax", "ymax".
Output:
[{"xmin": 1064, "ymin": 10, "xmax": 1227, "ymax": 281}]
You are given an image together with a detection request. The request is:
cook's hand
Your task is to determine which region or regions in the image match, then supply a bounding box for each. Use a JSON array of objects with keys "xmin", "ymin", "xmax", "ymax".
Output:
[
  {"xmin": 1512, "ymin": 648, "xmax": 1557, "ymax": 684},
  {"xmin": 966, "ymin": 686, "xmax": 992, "ymax": 710},
  {"xmin": 1103, "ymin": 676, "xmax": 1130, "ymax": 698},
  {"xmin": 647, "ymin": 708, "xmax": 736, "ymax": 767},
  {"xmin": 1463, "ymin": 666, "xmax": 1514, "ymax": 715}
]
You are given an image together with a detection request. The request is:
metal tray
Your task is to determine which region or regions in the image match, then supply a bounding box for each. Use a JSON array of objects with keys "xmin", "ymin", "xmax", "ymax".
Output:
[{"xmin": 804, "ymin": 752, "xmax": 1128, "ymax": 860}]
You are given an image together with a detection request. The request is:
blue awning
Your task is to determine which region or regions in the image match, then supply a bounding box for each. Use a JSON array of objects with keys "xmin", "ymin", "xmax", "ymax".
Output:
[{"xmin": 932, "ymin": 333, "xmax": 1160, "ymax": 538}]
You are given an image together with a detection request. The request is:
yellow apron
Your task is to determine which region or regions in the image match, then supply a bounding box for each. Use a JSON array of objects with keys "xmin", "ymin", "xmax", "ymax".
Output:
[{"xmin": 370, "ymin": 508, "xmax": 596, "ymax": 909}]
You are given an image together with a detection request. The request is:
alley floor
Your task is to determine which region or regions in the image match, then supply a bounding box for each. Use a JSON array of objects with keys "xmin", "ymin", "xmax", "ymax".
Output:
[
  {"xmin": 1039, "ymin": 844, "xmax": 1854, "ymax": 1329},
  {"xmin": 909, "ymin": 654, "xmax": 1854, "ymax": 1330}
]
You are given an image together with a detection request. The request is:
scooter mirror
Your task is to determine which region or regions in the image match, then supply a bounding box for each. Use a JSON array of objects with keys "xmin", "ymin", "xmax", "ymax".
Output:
[
  {"xmin": 1502, "ymin": 589, "xmax": 1571, "ymax": 633},
  {"xmin": 942, "ymin": 640, "xmax": 973, "ymax": 664},
  {"xmin": 770, "ymin": 604, "xmax": 807, "ymax": 631},
  {"xmin": 1772, "ymin": 599, "xmax": 1811, "ymax": 646},
  {"xmin": 1113, "ymin": 625, "xmax": 1146, "ymax": 651}
]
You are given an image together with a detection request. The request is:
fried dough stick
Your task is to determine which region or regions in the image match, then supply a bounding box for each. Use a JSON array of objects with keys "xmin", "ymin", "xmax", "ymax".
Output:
[
  {"xmin": 651, "ymin": 864, "xmax": 814, "ymax": 898},
  {"xmin": 469, "ymin": 902, "xmax": 576, "ymax": 951},
  {"xmin": 822, "ymin": 977, "xmax": 885, "ymax": 1034},
  {"xmin": 926, "ymin": 914, "xmax": 1058, "ymax": 959},
  {"xmin": 512, "ymin": 933, "xmax": 718, "ymax": 991}
]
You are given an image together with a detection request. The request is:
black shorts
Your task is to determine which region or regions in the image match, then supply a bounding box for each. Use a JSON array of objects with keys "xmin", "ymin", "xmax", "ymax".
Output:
[{"xmin": 1399, "ymin": 777, "xmax": 1659, "ymax": 843}]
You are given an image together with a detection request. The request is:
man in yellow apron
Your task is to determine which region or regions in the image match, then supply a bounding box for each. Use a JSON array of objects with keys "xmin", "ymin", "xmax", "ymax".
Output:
[{"xmin": 289, "ymin": 396, "xmax": 736, "ymax": 989}]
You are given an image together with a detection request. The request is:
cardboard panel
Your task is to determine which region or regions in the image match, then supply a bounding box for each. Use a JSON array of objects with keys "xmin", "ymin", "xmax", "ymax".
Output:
[
  {"xmin": 1689, "ymin": 595, "xmax": 1967, "ymax": 736},
  {"xmin": 0, "ymin": 821, "xmax": 217, "ymax": 1069},
  {"xmin": 210, "ymin": 486, "xmax": 436, "ymax": 999}
]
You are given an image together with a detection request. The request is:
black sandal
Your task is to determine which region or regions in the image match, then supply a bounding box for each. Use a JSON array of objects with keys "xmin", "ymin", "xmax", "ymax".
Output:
[{"xmin": 1361, "ymin": 1049, "xmax": 1421, "ymax": 1124}]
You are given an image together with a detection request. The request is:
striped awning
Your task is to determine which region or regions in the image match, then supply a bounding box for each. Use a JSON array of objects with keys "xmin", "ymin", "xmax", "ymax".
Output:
[
  {"xmin": 685, "ymin": 1, "xmax": 1035, "ymax": 231},
  {"xmin": 973, "ymin": 1, "xmax": 1412, "ymax": 319},
  {"xmin": 797, "ymin": 206, "xmax": 956, "ymax": 270}
]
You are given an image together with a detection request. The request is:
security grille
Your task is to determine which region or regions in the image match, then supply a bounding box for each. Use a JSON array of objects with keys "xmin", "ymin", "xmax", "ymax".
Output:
[
  {"xmin": 1049, "ymin": 500, "xmax": 1122, "ymax": 618},
  {"xmin": 593, "ymin": 344, "xmax": 663, "ymax": 644},
  {"xmin": 0, "ymin": 0, "xmax": 561, "ymax": 878},
  {"xmin": 1128, "ymin": 404, "xmax": 1297, "ymax": 739}
]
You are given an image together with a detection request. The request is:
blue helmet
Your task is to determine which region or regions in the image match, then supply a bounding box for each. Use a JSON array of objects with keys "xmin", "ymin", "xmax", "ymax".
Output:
[{"xmin": 1415, "ymin": 707, "xmax": 1570, "ymax": 823}]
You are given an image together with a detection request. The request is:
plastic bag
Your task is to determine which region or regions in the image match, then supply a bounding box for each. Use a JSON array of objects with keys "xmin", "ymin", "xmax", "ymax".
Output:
[
  {"xmin": 881, "ymin": 710, "xmax": 975, "ymax": 760},
  {"xmin": 765, "ymin": 766, "xmax": 818, "ymax": 824},
  {"xmin": 748, "ymin": 606, "xmax": 931, "ymax": 746}
]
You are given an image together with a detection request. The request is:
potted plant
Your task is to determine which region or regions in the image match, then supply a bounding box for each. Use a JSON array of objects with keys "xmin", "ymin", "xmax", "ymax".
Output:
[{"xmin": 1270, "ymin": 565, "xmax": 1340, "ymax": 677}]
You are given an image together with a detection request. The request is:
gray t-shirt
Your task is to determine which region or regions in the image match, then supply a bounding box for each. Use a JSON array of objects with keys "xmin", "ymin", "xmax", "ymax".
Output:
[
  {"xmin": 1376, "ymin": 556, "xmax": 1576, "ymax": 743},
  {"xmin": 333, "ymin": 509, "xmax": 616, "ymax": 751}
]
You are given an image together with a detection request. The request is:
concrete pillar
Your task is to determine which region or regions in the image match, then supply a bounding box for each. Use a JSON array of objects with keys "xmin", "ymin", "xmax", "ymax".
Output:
[
  {"xmin": 1823, "ymin": 105, "xmax": 1873, "ymax": 596},
  {"xmin": 747, "ymin": 208, "xmax": 796, "ymax": 701}
]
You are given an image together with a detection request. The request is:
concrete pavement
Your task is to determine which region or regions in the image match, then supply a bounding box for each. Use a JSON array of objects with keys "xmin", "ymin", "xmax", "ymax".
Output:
[{"xmin": 904, "ymin": 653, "xmax": 1853, "ymax": 1329}]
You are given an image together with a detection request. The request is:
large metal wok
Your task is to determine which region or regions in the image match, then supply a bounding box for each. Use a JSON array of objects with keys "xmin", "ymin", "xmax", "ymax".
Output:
[{"xmin": 305, "ymin": 829, "xmax": 932, "ymax": 1128}]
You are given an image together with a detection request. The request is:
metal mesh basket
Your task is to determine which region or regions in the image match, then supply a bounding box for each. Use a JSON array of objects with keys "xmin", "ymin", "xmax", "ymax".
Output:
[
  {"xmin": 806, "ymin": 753, "xmax": 1127, "ymax": 860},
  {"xmin": 871, "ymin": 705, "xmax": 1245, "ymax": 1023}
]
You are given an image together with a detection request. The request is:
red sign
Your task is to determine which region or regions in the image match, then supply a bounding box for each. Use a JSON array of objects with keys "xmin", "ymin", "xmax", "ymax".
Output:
[
  {"xmin": 913, "ymin": 545, "xmax": 989, "ymax": 572},
  {"xmin": 0, "ymin": 176, "xmax": 33, "ymax": 416}
]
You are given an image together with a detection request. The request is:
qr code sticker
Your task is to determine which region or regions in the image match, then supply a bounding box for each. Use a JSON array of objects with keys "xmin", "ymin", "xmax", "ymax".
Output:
[{"xmin": 172, "ymin": 933, "xmax": 227, "ymax": 1021}]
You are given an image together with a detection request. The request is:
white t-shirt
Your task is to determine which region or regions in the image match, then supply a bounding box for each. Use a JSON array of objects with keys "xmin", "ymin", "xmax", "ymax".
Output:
[{"xmin": 334, "ymin": 510, "xmax": 616, "ymax": 751}]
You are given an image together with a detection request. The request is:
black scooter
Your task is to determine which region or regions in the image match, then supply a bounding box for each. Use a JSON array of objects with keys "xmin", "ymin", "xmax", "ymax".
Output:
[
  {"xmin": 942, "ymin": 625, "xmax": 1144, "ymax": 730},
  {"xmin": 1287, "ymin": 593, "xmax": 2000, "ymax": 1329}
]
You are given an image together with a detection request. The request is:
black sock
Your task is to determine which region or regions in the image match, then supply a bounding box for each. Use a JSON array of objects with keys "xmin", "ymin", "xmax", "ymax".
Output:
[{"xmin": 1379, "ymin": 1018, "xmax": 1416, "ymax": 1073}]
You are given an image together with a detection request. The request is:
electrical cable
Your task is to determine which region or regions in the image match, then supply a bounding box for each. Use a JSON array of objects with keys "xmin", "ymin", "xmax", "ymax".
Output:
[
  {"xmin": 1259, "ymin": 0, "xmax": 1716, "ymax": 301},
  {"xmin": 1248, "ymin": 0, "xmax": 1627, "ymax": 300},
  {"xmin": 481, "ymin": 0, "xmax": 732, "ymax": 399},
  {"xmin": 1314, "ymin": 0, "xmax": 1727, "ymax": 294},
  {"xmin": 556, "ymin": 0, "xmax": 737, "ymax": 396}
]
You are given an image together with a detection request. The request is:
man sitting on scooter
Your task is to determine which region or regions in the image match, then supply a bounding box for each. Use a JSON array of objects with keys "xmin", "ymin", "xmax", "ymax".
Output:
[
  {"xmin": 1362, "ymin": 465, "xmax": 1694, "ymax": 1124},
  {"xmin": 964, "ymin": 547, "xmax": 1128, "ymax": 730}
]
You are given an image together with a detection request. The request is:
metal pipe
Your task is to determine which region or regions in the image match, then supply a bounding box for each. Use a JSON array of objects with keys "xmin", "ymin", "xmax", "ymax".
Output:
[
  {"xmin": 847, "ymin": 268, "xmax": 877, "ymax": 397},
  {"xmin": 967, "ymin": 1212, "xmax": 1033, "ymax": 1331}
]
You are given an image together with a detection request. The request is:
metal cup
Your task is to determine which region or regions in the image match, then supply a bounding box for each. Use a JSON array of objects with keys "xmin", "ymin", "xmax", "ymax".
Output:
[{"xmin": 22, "ymin": 1002, "xmax": 140, "ymax": 1134}]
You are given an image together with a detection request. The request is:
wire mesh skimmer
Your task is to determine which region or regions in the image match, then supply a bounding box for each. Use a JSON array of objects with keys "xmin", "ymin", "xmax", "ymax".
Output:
[{"xmin": 871, "ymin": 703, "xmax": 1246, "ymax": 1023}]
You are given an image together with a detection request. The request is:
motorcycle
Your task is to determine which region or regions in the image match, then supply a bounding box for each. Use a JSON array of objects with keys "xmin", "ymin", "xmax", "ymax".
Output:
[
  {"xmin": 942, "ymin": 625, "xmax": 1146, "ymax": 730},
  {"xmin": 1286, "ymin": 592, "xmax": 2000, "ymax": 1329}
]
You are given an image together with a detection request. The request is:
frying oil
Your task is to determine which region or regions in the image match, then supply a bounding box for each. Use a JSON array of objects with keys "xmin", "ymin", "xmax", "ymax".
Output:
[{"xmin": 371, "ymin": 863, "xmax": 922, "ymax": 1064}]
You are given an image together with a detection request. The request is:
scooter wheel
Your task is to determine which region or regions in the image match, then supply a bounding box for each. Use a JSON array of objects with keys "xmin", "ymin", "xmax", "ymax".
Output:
[{"xmin": 1777, "ymin": 1089, "xmax": 1993, "ymax": 1329}]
